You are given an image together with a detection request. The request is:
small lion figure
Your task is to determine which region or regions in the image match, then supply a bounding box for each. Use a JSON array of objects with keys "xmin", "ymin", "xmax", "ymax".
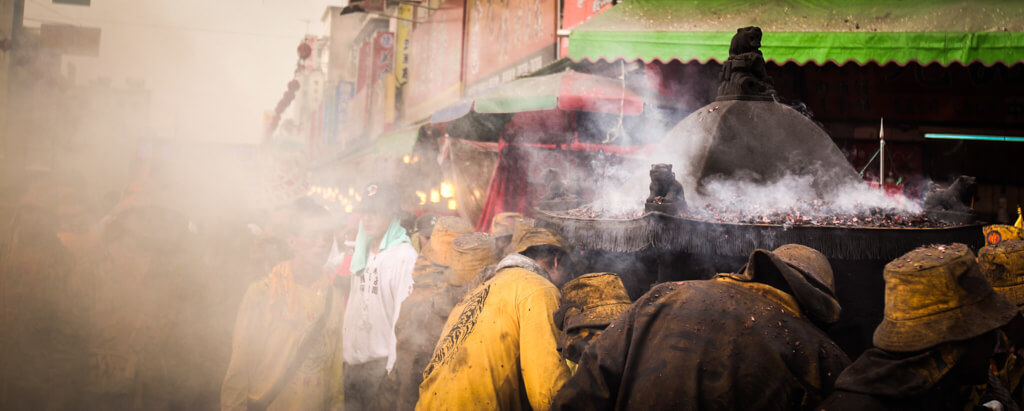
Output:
[
  {"xmin": 716, "ymin": 26, "xmax": 775, "ymax": 100},
  {"xmin": 541, "ymin": 168, "xmax": 581, "ymax": 201},
  {"xmin": 924, "ymin": 175, "xmax": 977, "ymax": 213},
  {"xmin": 645, "ymin": 164, "xmax": 686, "ymax": 214}
]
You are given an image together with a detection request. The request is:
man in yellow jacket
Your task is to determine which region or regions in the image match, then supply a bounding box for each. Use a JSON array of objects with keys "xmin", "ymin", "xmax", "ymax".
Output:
[
  {"xmin": 221, "ymin": 201, "xmax": 345, "ymax": 411},
  {"xmin": 416, "ymin": 227, "xmax": 573, "ymax": 410}
]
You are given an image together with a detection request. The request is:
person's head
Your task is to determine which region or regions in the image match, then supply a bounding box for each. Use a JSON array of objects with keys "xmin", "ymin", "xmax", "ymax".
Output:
[
  {"xmin": 356, "ymin": 182, "xmax": 402, "ymax": 238},
  {"xmin": 511, "ymin": 226, "xmax": 573, "ymax": 285},
  {"xmin": 416, "ymin": 213, "xmax": 440, "ymax": 242},
  {"xmin": 949, "ymin": 331, "xmax": 999, "ymax": 385},
  {"xmin": 490, "ymin": 212, "xmax": 524, "ymax": 255},
  {"xmin": 874, "ymin": 243, "xmax": 1018, "ymax": 353},
  {"xmin": 521, "ymin": 244, "xmax": 574, "ymax": 287},
  {"xmin": 284, "ymin": 200, "xmax": 333, "ymax": 268},
  {"xmin": 399, "ymin": 210, "xmax": 417, "ymax": 234}
]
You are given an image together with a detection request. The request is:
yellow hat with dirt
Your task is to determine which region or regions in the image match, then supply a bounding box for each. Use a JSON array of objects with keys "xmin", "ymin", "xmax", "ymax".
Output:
[
  {"xmin": 556, "ymin": 272, "xmax": 632, "ymax": 331},
  {"xmin": 510, "ymin": 225, "xmax": 568, "ymax": 255},
  {"xmin": 428, "ymin": 216, "xmax": 473, "ymax": 266},
  {"xmin": 984, "ymin": 224, "xmax": 1024, "ymax": 246},
  {"xmin": 449, "ymin": 232, "xmax": 499, "ymax": 286},
  {"xmin": 874, "ymin": 243, "xmax": 1019, "ymax": 352},
  {"xmin": 978, "ymin": 240, "xmax": 1024, "ymax": 306}
]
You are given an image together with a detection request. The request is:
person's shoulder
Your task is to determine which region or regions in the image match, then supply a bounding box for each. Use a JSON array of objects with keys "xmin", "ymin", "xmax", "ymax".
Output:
[
  {"xmin": 493, "ymin": 267, "xmax": 558, "ymax": 301},
  {"xmin": 384, "ymin": 242, "xmax": 418, "ymax": 259},
  {"xmin": 240, "ymin": 276, "xmax": 273, "ymax": 303},
  {"xmin": 632, "ymin": 279, "xmax": 718, "ymax": 307},
  {"xmin": 497, "ymin": 266, "xmax": 552, "ymax": 284}
]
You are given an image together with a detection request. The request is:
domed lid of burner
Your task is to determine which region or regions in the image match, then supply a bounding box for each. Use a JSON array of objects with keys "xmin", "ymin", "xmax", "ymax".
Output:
[
  {"xmin": 653, "ymin": 26, "xmax": 861, "ymax": 199},
  {"xmin": 657, "ymin": 99, "xmax": 863, "ymax": 199}
]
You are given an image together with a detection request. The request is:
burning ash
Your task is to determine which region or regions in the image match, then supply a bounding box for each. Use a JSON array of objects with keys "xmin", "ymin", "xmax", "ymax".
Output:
[{"xmin": 558, "ymin": 173, "xmax": 956, "ymax": 229}]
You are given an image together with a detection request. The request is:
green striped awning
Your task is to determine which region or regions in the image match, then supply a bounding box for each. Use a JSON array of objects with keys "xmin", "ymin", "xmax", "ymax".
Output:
[{"xmin": 568, "ymin": 0, "xmax": 1024, "ymax": 66}]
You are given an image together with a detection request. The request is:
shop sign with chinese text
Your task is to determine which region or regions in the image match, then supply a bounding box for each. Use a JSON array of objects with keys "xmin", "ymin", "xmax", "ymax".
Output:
[
  {"xmin": 462, "ymin": 0, "xmax": 557, "ymax": 95},
  {"xmin": 405, "ymin": 0, "xmax": 465, "ymax": 122}
]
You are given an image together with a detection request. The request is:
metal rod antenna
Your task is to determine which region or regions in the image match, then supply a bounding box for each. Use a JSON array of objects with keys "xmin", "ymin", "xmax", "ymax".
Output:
[{"xmin": 879, "ymin": 117, "xmax": 885, "ymax": 189}]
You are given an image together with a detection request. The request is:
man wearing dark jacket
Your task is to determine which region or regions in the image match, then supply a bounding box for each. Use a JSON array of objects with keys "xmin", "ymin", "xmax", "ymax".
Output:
[
  {"xmin": 817, "ymin": 243, "xmax": 1020, "ymax": 411},
  {"xmin": 551, "ymin": 244, "xmax": 850, "ymax": 411}
]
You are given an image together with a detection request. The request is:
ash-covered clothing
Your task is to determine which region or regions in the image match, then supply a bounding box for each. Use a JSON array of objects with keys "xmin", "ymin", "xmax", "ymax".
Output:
[
  {"xmin": 552, "ymin": 277, "xmax": 850, "ymax": 411},
  {"xmin": 816, "ymin": 343, "xmax": 983, "ymax": 411},
  {"xmin": 341, "ymin": 241, "xmax": 417, "ymax": 369},
  {"xmin": 377, "ymin": 255, "xmax": 455, "ymax": 410},
  {"xmin": 416, "ymin": 254, "xmax": 570, "ymax": 411},
  {"xmin": 0, "ymin": 242, "xmax": 89, "ymax": 410},
  {"xmin": 995, "ymin": 349, "xmax": 1024, "ymax": 407},
  {"xmin": 221, "ymin": 262, "xmax": 345, "ymax": 411}
]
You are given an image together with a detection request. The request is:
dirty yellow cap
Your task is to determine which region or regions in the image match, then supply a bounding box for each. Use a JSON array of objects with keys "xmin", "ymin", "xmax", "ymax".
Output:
[
  {"xmin": 449, "ymin": 232, "xmax": 498, "ymax": 286},
  {"xmin": 979, "ymin": 240, "xmax": 1024, "ymax": 307},
  {"xmin": 984, "ymin": 224, "xmax": 1024, "ymax": 246},
  {"xmin": 427, "ymin": 216, "xmax": 473, "ymax": 267},
  {"xmin": 772, "ymin": 244, "xmax": 836, "ymax": 295},
  {"xmin": 490, "ymin": 212, "xmax": 524, "ymax": 238},
  {"xmin": 557, "ymin": 272, "xmax": 632, "ymax": 331},
  {"xmin": 510, "ymin": 225, "xmax": 569, "ymax": 255},
  {"xmin": 874, "ymin": 243, "xmax": 1018, "ymax": 352}
]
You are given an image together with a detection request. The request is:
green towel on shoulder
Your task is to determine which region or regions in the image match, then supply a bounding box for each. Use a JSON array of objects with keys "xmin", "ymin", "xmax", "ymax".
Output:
[{"xmin": 349, "ymin": 218, "xmax": 410, "ymax": 276}]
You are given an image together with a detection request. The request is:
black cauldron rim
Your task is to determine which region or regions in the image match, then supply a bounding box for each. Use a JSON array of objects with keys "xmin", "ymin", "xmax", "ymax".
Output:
[{"xmin": 536, "ymin": 209, "xmax": 985, "ymax": 261}]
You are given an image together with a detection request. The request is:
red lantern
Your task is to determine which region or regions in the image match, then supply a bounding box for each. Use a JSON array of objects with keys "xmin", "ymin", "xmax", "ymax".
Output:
[{"xmin": 297, "ymin": 43, "xmax": 312, "ymax": 60}]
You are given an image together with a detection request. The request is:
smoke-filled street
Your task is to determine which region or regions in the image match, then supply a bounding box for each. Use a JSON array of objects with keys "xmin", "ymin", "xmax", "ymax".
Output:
[{"xmin": 2, "ymin": 1, "xmax": 1024, "ymax": 410}]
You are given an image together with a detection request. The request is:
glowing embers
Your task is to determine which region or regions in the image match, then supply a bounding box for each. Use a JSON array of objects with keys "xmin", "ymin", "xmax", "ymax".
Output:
[{"xmin": 559, "ymin": 201, "xmax": 953, "ymax": 228}]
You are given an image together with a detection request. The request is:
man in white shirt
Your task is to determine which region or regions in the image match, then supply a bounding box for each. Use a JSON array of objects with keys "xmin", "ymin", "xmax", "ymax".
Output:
[{"xmin": 341, "ymin": 183, "xmax": 417, "ymax": 410}]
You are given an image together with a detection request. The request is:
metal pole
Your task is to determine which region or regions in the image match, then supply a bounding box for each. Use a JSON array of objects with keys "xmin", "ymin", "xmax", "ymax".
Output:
[{"xmin": 879, "ymin": 117, "xmax": 885, "ymax": 189}]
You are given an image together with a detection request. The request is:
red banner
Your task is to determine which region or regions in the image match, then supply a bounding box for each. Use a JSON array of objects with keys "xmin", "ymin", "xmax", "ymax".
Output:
[
  {"xmin": 463, "ymin": 0, "xmax": 557, "ymax": 93},
  {"xmin": 356, "ymin": 38, "xmax": 374, "ymax": 92},
  {"xmin": 405, "ymin": 0, "xmax": 465, "ymax": 121},
  {"xmin": 372, "ymin": 32, "xmax": 395, "ymax": 86}
]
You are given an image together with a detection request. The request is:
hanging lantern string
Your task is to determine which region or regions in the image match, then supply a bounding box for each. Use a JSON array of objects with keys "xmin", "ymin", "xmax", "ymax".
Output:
[{"xmin": 604, "ymin": 59, "xmax": 626, "ymax": 144}]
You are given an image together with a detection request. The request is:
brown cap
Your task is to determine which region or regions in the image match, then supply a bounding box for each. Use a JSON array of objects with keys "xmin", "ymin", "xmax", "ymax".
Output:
[
  {"xmin": 874, "ymin": 243, "xmax": 1018, "ymax": 352},
  {"xmin": 490, "ymin": 212, "xmax": 525, "ymax": 238},
  {"xmin": 772, "ymin": 244, "xmax": 837, "ymax": 295},
  {"xmin": 449, "ymin": 232, "xmax": 499, "ymax": 286},
  {"xmin": 426, "ymin": 216, "xmax": 473, "ymax": 267},
  {"xmin": 720, "ymin": 244, "xmax": 841, "ymax": 325},
  {"xmin": 556, "ymin": 272, "xmax": 632, "ymax": 331},
  {"xmin": 416, "ymin": 213, "xmax": 440, "ymax": 237},
  {"xmin": 510, "ymin": 225, "xmax": 569, "ymax": 255},
  {"xmin": 979, "ymin": 240, "xmax": 1024, "ymax": 307}
]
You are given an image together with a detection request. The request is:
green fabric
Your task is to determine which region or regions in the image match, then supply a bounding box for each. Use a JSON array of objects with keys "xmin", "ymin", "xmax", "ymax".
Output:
[
  {"xmin": 474, "ymin": 73, "xmax": 561, "ymax": 113},
  {"xmin": 349, "ymin": 218, "xmax": 411, "ymax": 276},
  {"xmin": 372, "ymin": 126, "xmax": 420, "ymax": 158},
  {"xmin": 568, "ymin": 0, "xmax": 1024, "ymax": 66}
]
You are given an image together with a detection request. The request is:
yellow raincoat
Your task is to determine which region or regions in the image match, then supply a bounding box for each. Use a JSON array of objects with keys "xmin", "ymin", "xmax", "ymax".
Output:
[
  {"xmin": 416, "ymin": 255, "xmax": 570, "ymax": 410},
  {"xmin": 221, "ymin": 262, "xmax": 345, "ymax": 411}
]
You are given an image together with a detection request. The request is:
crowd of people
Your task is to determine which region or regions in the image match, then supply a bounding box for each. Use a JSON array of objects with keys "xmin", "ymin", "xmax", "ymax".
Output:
[{"xmin": 3, "ymin": 177, "xmax": 1024, "ymax": 411}]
